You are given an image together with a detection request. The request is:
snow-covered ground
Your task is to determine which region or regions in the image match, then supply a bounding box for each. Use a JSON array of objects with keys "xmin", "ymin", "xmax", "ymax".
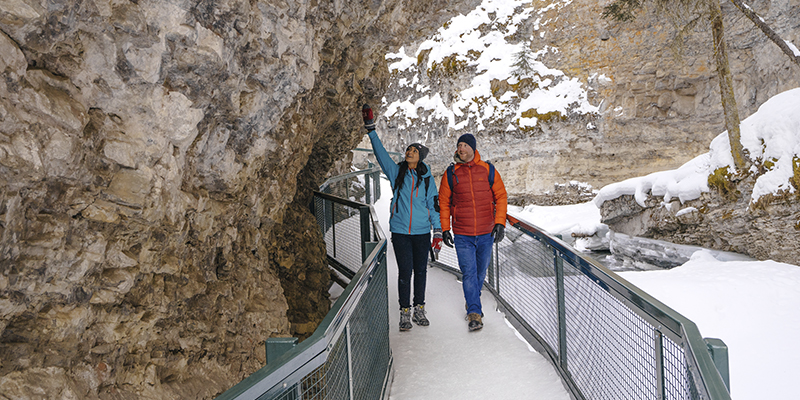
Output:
[
  {"xmin": 374, "ymin": 178, "xmax": 571, "ymax": 400},
  {"xmin": 377, "ymin": 178, "xmax": 800, "ymax": 399}
]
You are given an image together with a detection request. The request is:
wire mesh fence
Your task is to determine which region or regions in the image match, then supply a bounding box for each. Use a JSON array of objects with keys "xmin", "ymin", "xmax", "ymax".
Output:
[
  {"xmin": 265, "ymin": 256, "xmax": 390, "ymax": 400},
  {"xmin": 431, "ymin": 215, "xmax": 730, "ymax": 400},
  {"xmin": 495, "ymin": 232, "xmax": 560, "ymax": 356},
  {"xmin": 561, "ymin": 256, "xmax": 659, "ymax": 400},
  {"xmin": 219, "ymin": 159, "xmax": 728, "ymax": 400},
  {"xmin": 216, "ymin": 174, "xmax": 391, "ymax": 400},
  {"xmin": 315, "ymin": 196, "xmax": 370, "ymax": 274}
]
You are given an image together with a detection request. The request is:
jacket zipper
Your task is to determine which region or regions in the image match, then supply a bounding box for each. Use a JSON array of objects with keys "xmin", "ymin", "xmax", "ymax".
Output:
[
  {"xmin": 468, "ymin": 165, "xmax": 478, "ymax": 234},
  {"xmin": 409, "ymin": 171, "xmax": 415, "ymax": 234}
]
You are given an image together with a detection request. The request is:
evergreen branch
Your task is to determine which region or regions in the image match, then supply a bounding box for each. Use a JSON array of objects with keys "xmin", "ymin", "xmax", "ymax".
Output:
[{"xmin": 602, "ymin": 0, "xmax": 643, "ymax": 22}]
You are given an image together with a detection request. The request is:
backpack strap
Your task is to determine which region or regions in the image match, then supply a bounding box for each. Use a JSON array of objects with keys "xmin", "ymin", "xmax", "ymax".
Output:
[
  {"xmin": 446, "ymin": 163, "xmax": 456, "ymax": 191},
  {"xmin": 486, "ymin": 161, "xmax": 495, "ymax": 188}
]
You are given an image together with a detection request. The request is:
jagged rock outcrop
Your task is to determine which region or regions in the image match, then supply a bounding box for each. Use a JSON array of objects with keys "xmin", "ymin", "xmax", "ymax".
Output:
[{"xmin": 0, "ymin": 0, "xmax": 480, "ymax": 398}]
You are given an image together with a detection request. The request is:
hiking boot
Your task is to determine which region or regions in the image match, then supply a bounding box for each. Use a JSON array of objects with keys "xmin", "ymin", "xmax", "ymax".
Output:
[
  {"xmin": 412, "ymin": 305, "xmax": 429, "ymax": 326},
  {"xmin": 467, "ymin": 313, "xmax": 483, "ymax": 331},
  {"xmin": 399, "ymin": 308, "xmax": 413, "ymax": 331},
  {"xmin": 464, "ymin": 303, "xmax": 483, "ymax": 319}
]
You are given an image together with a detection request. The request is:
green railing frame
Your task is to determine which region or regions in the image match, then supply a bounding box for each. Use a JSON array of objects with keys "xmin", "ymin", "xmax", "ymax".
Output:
[
  {"xmin": 215, "ymin": 169, "xmax": 390, "ymax": 400},
  {"xmin": 431, "ymin": 214, "xmax": 731, "ymax": 400},
  {"xmin": 218, "ymin": 148, "xmax": 730, "ymax": 400}
]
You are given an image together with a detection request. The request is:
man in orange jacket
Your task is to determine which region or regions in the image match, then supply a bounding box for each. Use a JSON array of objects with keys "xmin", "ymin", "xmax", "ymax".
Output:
[{"xmin": 439, "ymin": 133, "xmax": 507, "ymax": 331}]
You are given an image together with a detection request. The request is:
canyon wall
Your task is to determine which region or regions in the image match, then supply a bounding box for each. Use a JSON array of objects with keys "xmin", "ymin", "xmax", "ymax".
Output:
[
  {"xmin": 376, "ymin": 0, "xmax": 800, "ymax": 196},
  {"xmin": 1, "ymin": 0, "xmax": 798, "ymax": 398},
  {"xmin": 0, "ymin": 0, "xmax": 478, "ymax": 398}
]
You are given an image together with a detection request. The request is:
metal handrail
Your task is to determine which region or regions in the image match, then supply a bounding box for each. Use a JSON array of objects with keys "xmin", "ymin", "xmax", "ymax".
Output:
[
  {"xmin": 219, "ymin": 148, "xmax": 730, "ymax": 400},
  {"xmin": 428, "ymin": 212, "xmax": 730, "ymax": 400},
  {"xmin": 215, "ymin": 173, "xmax": 389, "ymax": 399},
  {"xmin": 215, "ymin": 237, "xmax": 387, "ymax": 399},
  {"xmin": 430, "ymin": 213, "xmax": 730, "ymax": 400},
  {"xmin": 507, "ymin": 214, "xmax": 730, "ymax": 400}
]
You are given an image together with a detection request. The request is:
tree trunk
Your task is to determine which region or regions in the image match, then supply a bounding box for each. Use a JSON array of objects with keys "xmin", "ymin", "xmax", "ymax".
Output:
[
  {"xmin": 727, "ymin": 0, "xmax": 800, "ymax": 67},
  {"xmin": 709, "ymin": 0, "xmax": 746, "ymax": 171}
]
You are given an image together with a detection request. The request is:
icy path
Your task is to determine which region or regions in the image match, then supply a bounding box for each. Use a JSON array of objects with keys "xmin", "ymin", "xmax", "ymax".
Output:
[{"xmin": 373, "ymin": 178, "xmax": 570, "ymax": 399}]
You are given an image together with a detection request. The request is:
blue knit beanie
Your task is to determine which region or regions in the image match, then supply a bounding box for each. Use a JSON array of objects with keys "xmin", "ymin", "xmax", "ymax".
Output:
[{"xmin": 457, "ymin": 133, "xmax": 476, "ymax": 151}]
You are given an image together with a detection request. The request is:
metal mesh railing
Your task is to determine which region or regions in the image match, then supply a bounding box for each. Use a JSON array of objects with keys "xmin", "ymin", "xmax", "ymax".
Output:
[
  {"xmin": 216, "ymin": 169, "xmax": 390, "ymax": 400},
  {"xmin": 561, "ymin": 256, "xmax": 658, "ymax": 399},
  {"xmin": 218, "ymin": 150, "xmax": 729, "ymax": 400},
  {"xmin": 431, "ymin": 215, "xmax": 731, "ymax": 400},
  {"xmin": 314, "ymin": 195, "xmax": 375, "ymax": 275}
]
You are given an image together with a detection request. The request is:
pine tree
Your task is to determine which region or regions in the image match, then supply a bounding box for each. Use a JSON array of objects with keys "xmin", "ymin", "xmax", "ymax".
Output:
[{"xmin": 511, "ymin": 42, "xmax": 536, "ymax": 81}]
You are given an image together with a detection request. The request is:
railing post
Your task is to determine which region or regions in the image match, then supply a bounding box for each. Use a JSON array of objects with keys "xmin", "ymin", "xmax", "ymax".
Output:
[
  {"xmin": 360, "ymin": 206, "xmax": 372, "ymax": 262},
  {"xmin": 705, "ymin": 338, "xmax": 730, "ymax": 392},
  {"xmin": 554, "ymin": 250, "xmax": 568, "ymax": 371},
  {"xmin": 346, "ymin": 323, "xmax": 354, "ymax": 400},
  {"xmin": 492, "ymin": 242, "xmax": 500, "ymax": 292},
  {"xmin": 654, "ymin": 330, "xmax": 666, "ymax": 400},
  {"xmin": 373, "ymin": 170, "xmax": 381, "ymax": 202},
  {"xmin": 365, "ymin": 170, "xmax": 372, "ymax": 204},
  {"xmin": 330, "ymin": 201, "xmax": 337, "ymax": 259}
]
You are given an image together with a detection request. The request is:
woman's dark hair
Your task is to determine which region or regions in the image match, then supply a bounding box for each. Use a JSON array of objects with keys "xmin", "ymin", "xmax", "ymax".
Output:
[{"xmin": 394, "ymin": 161, "xmax": 428, "ymax": 193}]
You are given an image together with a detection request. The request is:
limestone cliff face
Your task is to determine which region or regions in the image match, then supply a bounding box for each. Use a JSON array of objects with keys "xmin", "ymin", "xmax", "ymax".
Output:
[
  {"xmin": 0, "ymin": 0, "xmax": 478, "ymax": 398},
  {"xmin": 377, "ymin": 0, "xmax": 800, "ymax": 196}
]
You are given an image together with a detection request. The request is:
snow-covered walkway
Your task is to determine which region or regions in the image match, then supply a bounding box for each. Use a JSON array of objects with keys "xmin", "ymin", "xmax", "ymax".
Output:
[{"xmin": 373, "ymin": 178, "xmax": 571, "ymax": 399}]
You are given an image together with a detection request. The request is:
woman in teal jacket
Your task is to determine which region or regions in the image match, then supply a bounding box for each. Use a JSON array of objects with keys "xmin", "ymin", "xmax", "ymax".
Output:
[{"xmin": 364, "ymin": 105, "xmax": 441, "ymax": 332}]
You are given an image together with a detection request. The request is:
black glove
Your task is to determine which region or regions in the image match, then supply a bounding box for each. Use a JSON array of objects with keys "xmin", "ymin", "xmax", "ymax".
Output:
[
  {"xmin": 362, "ymin": 104, "xmax": 376, "ymax": 131},
  {"xmin": 442, "ymin": 230, "xmax": 454, "ymax": 248},
  {"xmin": 492, "ymin": 223, "xmax": 505, "ymax": 243}
]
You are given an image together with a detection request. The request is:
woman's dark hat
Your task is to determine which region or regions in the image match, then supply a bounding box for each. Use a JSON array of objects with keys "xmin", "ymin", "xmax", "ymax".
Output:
[{"xmin": 407, "ymin": 143, "xmax": 429, "ymax": 162}]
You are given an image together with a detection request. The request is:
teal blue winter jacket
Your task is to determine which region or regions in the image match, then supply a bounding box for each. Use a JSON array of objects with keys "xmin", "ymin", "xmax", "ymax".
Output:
[{"xmin": 369, "ymin": 130, "xmax": 441, "ymax": 235}]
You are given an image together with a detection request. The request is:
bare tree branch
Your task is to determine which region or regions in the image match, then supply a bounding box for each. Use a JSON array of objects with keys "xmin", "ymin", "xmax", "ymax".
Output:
[{"xmin": 727, "ymin": 0, "xmax": 800, "ymax": 67}]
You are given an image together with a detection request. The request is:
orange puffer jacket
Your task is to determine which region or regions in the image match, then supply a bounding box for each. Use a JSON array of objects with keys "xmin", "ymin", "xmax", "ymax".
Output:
[{"xmin": 439, "ymin": 150, "xmax": 507, "ymax": 236}]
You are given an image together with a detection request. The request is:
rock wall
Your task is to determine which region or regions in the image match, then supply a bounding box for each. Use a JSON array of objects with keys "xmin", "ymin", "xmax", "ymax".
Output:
[
  {"xmin": 377, "ymin": 0, "xmax": 800, "ymax": 196},
  {"xmin": 0, "ymin": 0, "xmax": 478, "ymax": 398},
  {"xmin": 0, "ymin": 0, "xmax": 797, "ymax": 398}
]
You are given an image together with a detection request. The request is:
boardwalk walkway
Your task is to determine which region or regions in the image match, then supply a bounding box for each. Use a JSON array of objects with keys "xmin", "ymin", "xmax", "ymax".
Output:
[{"xmin": 375, "ymin": 179, "xmax": 571, "ymax": 400}]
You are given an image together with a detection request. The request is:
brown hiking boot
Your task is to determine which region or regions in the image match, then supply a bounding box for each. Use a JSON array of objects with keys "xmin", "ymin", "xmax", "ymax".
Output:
[
  {"xmin": 467, "ymin": 313, "xmax": 483, "ymax": 331},
  {"xmin": 464, "ymin": 304, "xmax": 484, "ymax": 319}
]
